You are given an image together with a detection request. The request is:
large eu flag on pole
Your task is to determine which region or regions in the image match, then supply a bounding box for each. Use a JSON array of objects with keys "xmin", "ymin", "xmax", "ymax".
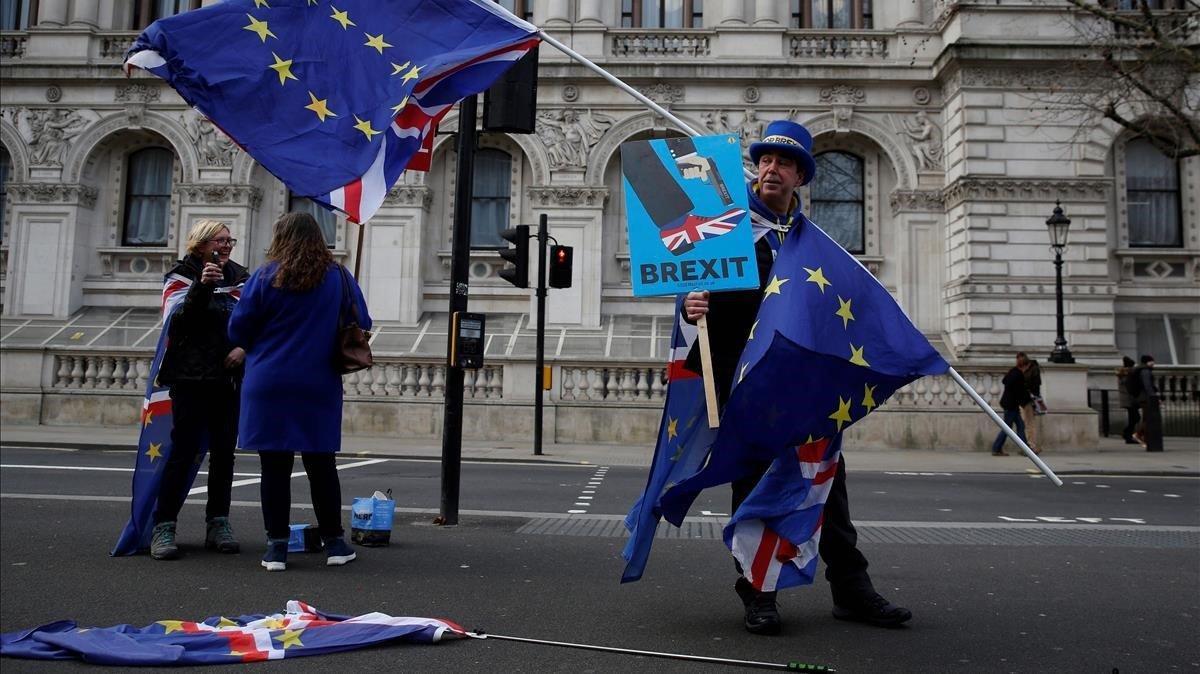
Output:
[{"xmin": 125, "ymin": 0, "xmax": 539, "ymax": 223}]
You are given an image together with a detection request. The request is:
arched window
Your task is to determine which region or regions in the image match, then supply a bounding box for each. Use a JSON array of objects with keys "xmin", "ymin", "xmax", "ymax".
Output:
[
  {"xmin": 790, "ymin": 0, "xmax": 872, "ymax": 29},
  {"xmin": 810, "ymin": 151, "xmax": 865, "ymax": 254},
  {"xmin": 621, "ymin": 0, "xmax": 703, "ymax": 28},
  {"xmin": 0, "ymin": 0, "xmax": 37, "ymax": 30},
  {"xmin": 134, "ymin": 0, "xmax": 201, "ymax": 29},
  {"xmin": 122, "ymin": 147, "xmax": 173, "ymax": 246},
  {"xmin": 1125, "ymin": 138, "xmax": 1182, "ymax": 248},
  {"xmin": 0, "ymin": 146, "xmax": 10, "ymax": 240},
  {"xmin": 288, "ymin": 193, "xmax": 337, "ymax": 247},
  {"xmin": 470, "ymin": 148, "xmax": 512, "ymax": 248}
]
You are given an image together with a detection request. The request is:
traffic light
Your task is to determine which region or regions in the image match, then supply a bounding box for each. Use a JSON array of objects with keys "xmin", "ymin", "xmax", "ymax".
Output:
[
  {"xmin": 498, "ymin": 225, "xmax": 529, "ymax": 288},
  {"xmin": 483, "ymin": 47, "xmax": 538, "ymax": 134},
  {"xmin": 548, "ymin": 245, "xmax": 573, "ymax": 289}
]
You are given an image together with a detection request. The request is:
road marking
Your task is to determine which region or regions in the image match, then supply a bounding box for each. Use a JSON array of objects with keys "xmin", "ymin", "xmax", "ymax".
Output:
[
  {"xmin": 883, "ymin": 471, "xmax": 953, "ymax": 476},
  {"xmin": 1, "ymin": 463, "xmax": 258, "ymax": 477},
  {"xmin": 1165, "ymin": 494, "xmax": 1181, "ymax": 498},
  {"xmin": 188, "ymin": 458, "xmax": 387, "ymax": 496},
  {"xmin": 999, "ymin": 515, "xmax": 1148, "ymax": 525},
  {"xmin": 1129, "ymin": 489, "xmax": 1147, "ymax": 494},
  {"xmin": 566, "ymin": 466, "xmax": 609, "ymax": 514}
]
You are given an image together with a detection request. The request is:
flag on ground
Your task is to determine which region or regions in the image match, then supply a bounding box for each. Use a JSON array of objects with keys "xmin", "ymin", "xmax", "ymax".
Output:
[
  {"xmin": 0, "ymin": 600, "xmax": 462, "ymax": 665},
  {"xmin": 124, "ymin": 0, "xmax": 539, "ymax": 223}
]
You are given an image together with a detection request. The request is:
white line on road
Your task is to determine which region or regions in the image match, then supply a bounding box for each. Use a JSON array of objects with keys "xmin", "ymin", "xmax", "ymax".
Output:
[
  {"xmin": 187, "ymin": 458, "xmax": 388, "ymax": 496},
  {"xmin": 1, "ymin": 464, "xmax": 259, "ymax": 477}
]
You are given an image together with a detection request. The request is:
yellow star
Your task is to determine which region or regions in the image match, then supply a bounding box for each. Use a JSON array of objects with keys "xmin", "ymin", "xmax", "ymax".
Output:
[
  {"xmin": 329, "ymin": 6, "xmax": 355, "ymax": 29},
  {"xmin": 216, "ymin": 617, "xmax": 239, "ymax": 629},
  {"xmin": 142, "ymin": 409, "xmax": 154, "ymax": 427},
  {"xmin": 243, "ymin": 14, "xmax": 276, "ymax": 42},
  {"xmin": 262, "ymin": 618, "xmax": 287, "ymax": 630},
  {"xmin": 275, "ymin": 629, "xmax": 304, "ymax": 650},
  {"xmin": 763, "ymin": 275, "xmax": 789, "ymax": 299},
  {"xmin": 401, "ymin": 64, "xmax": 421, "ymax": 84},
  {"xmin": 391, "ymin": 61, "xmax": 410, "ymax": 75},
  {"xmin": 666, "ymin": 417, "xmax": 678, "ymax": 441},
  {"xmin": 748, "ymin": 320, "xmax": 758, "ymax": 340},
  {"xmin": 304, "ymin": 91, "xmax": 336, "ymax": 122},
  {"xmin": 145, "ymin": 442, "xmax": 162, "ymax": 462},
  {"xmin": 804, "ymin": 434, "xmax": 816, "ymax": 445},
  {"xmin": 849, "ymin": 343, "xmax": 870, "ymax": 367},
  {"xmin": 158, "ymin": 620, "xmax": 185, "ymax": 634},
  {"xmin": 804, "ymin": 266, "xmax": 831, "ymax": 293},
  {"xmin": 390, "ymin": 96, "xmax": 409, "ymax": 116},
  {"xmin": 268, "ymin": 52, "xmax": 298, "ymax": 86},
  {"xmin": 828, "ymin": 396, "xmax": 853, "ymax": 432},
  {"xmin": 253, "ymin": 0, "xmax": 270, "ymax": 7},
  {"xmin": 364, "ymin": 32, "xmax": 392, "ymax": 54},
  {"xmin": 670, "ymin": 443, "xmax": 685, "ymax": 462},
  {"xmin": 835, "ymin": 295, "xmax": 855, "ymax": 329},
  {"xmin": 862, "ymin": 383, "xmax": 878, "ymax": 412},
  {"xmin": 353, "ymin": 115, "xmax": 381, "ymax": 141}
]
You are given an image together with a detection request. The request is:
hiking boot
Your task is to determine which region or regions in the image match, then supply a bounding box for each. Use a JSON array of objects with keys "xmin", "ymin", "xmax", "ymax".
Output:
[
  {"xmin": 205, "ymin": 517, "xmax": 240, "ymax": 554},
  {"xmin": 832, "ymin": 591, "xmax": 912, "ymax": 627},
  {"xmin": 150, "ymin": 522, "xmax": 180, "ymax": 560},
  {"xmin": 735, "ymin": 577, "xmax": 781, "ymax": 635},
  {"xmin": 323, "ymin": 537, "xmax": 357, "ymax": 567},
  {"xmin": 261, "ymin": 539, "xmax": 288, "ymax": 572}
]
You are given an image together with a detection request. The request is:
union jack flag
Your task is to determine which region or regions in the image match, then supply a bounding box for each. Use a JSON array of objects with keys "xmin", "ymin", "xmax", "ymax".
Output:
[
  {"xmin": 0, "ymin": 600, "xmax": 463, "ymax": 664},
  {"xmin": 659, "ymin": 208, "xmax": 745, "ymax": 255}
]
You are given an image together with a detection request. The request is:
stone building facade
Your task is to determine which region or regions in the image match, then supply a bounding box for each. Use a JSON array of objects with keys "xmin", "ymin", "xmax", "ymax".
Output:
[{"xmin": 1, "ymin": 0, "xmax": 1196, "ymax": 448}]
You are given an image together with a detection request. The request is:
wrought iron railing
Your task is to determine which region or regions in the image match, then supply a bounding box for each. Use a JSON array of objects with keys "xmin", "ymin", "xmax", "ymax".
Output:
[{"xmin": 1088, "ymin": 367, "xmax": 1200, "ymax": 437}]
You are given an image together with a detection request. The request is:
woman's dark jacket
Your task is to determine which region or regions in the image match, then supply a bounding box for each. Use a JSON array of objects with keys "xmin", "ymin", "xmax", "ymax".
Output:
[
  {"xmin": 999, "ymin": 367, "xmax": 1031, "ymax": 412},
  {"xmin": 158, "ymin": 255, "xmax": 249, "ymax": 386}
]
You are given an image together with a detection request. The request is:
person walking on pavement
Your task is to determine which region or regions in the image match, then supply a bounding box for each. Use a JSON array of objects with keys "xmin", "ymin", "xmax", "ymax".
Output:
[
  {"xmin": 1117, "ymin": 356, "xmax": 1141, "ymax": 444},
  {"xmin": 229, "ymin": 212, "xmax": 372, "ymax": 571},
  {"xmin": 150, "ymin": 220, "xmax": 248, "ymax": 560},
  {"xmin": 682, "ymin": 120, "xmax": 911, "ymax": 636},
  {"xmin": 1131, "ymin": 354, "xmax": 1164, "ymax": 452},
  {"xmin": 991, "ymin": 353, "xmax": 1031, "ymax": 456},
  {"xmin": 1018, "ymin": 353, "xmax": 1043, "ymax": 454}
]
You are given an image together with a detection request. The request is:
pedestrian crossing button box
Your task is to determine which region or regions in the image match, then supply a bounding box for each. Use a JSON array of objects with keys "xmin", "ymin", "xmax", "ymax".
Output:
[{"xmin": 451, "ymin": 312, "xmax": 486, "ymax": 369}]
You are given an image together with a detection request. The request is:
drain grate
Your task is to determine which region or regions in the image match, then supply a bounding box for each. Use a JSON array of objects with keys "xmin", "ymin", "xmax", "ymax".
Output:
[{"xmin": 515, "ymin": 518, "xmax": 1200, "ymax": 548}]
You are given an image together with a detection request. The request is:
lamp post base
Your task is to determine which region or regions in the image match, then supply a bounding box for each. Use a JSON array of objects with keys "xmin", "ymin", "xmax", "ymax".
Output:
[{"xmin": 1048, "ymin": 346, "xmax": 1075, "ymax": 364}]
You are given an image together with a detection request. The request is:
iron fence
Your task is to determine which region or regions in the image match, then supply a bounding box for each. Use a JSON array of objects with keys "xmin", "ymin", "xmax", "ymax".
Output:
[{"xmin": 1088, "ymin": 369, "xmax": 1200, "ymax": 438}]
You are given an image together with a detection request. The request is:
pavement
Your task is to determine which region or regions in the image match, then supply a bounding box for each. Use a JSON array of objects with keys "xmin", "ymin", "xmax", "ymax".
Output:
[{"xmin": 1, "ymin": 423, "xmax": 1197, "ymax": 475}]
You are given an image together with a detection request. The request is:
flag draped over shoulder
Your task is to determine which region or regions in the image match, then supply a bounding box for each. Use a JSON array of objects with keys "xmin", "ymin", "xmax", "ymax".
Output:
[
  {"xmin": 0, "ymin": 600, "xmax": 462, "ymax": 665},
  {"xmin": 125, "ymin": 0, "xmax": 539, "ymax": 223},
  {"xmin": 620, "ymin": 298, "xmax": 717, "ymax": 583}
]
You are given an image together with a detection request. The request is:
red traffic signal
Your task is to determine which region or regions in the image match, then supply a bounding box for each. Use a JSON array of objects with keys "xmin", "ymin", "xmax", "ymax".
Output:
[{"xmin": 548, "ymin": 245, "xmax": 572, "ymax": 289}]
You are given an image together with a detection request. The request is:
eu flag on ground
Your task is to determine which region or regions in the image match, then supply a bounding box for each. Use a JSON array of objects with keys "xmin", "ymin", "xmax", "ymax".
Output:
[
  {"xmin": 0, "ymin": 600, "xmax": 462, "ymax": 664},
  {"xmin": 125, "ymin": 0, "xmax": 538, "ymax": 223}
]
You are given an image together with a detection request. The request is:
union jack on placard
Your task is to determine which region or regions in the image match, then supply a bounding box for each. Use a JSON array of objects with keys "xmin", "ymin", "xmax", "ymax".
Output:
[{"xmin": 659, "ymin": 207, "xmax": 746, "ymax": 254}]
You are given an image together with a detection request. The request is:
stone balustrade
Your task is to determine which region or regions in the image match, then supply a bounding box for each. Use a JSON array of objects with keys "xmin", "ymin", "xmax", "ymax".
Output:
[
  {"xmin": 789, "ymin": 31, "xmax": 888, "ymax": 59},
  {"xmin": 0, "ymin": 32, "xmax": 27, "ymax": 59},
  {"xmin": 558, "ymin": 364, "xmax": 667, "ymax": 404},
  {"xmin": 341, "ymin": 360, "xmax": 503, "ymax": 400},
  {"xmin": 52, "ymin": 352, "xmax": 152, "ymax": 391},
  {"xmin": 610, "ymin": 30, "xmax": 711, "ymax": 58},
  {"xmin": 98, "ymin": 31, "xmax": 136, "ymax": 60}
]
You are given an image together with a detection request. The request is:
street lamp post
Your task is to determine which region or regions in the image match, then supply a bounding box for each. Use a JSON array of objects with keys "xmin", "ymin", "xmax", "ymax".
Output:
[{"xmin": 1045, "ymin": 200, "xmax": 1075, "ymax": 364}]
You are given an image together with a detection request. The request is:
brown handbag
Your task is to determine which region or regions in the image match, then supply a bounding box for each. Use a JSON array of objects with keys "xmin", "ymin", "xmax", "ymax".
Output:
[{"xmin": 335, "ymin": 264, "xmax": 373, "ymax": 374}]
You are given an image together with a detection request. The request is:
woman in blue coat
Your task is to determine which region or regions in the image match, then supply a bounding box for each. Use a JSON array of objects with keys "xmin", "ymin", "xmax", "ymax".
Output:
[{"xmin": 229, "ymin": 212, "xmax": 372, "ymax": 572}]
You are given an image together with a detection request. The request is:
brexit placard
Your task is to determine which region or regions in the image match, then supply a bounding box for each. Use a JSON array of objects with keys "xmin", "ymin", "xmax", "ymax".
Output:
[{"xmin": 621, "ymin": 134, "xmax": 758, "ymax": 297}]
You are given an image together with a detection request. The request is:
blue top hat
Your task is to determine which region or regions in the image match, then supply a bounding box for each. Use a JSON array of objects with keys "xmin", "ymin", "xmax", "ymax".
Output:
[{"xmin": 749, "ymin": 119, "xmax": 817, "ymax": 186}]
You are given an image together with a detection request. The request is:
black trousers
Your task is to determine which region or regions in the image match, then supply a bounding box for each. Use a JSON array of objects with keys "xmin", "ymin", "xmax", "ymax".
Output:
[
  {"xmin": 154, "ymin": 380, "xmax": 238, "ymax": 525},
  {"xmin": 1122, "ymin": 406, "xmax": 1141, "ymax": 441},
  {"xmin": 732, "ymin": 455, "xmax": 872, "ymax": 598},
  {"xmin": 259, "ymin": 452, "xmax": 344, "ymax": 540}
]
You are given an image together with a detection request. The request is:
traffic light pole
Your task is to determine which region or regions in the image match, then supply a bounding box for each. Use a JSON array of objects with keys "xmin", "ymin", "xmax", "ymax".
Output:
[
  {"xmin": 534, "ymin": 213, "xmax": 548, "ymax": 456},
  {"xmin": 440, "ymin": 94, "xmax": 477, "ymax": 526}
]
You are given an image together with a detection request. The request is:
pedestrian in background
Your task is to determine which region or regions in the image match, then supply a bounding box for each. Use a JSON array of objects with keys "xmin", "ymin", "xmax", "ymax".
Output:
[
  {"xmin": 1116, "ymin": 356, "xmax": 1140, "ymax": 445},
  {"xmin": 150, "ymin": 220, "xmax": 248, "ymax": 560},
  {"xmin": 228, "ymin": 212, "xmax": 372, "ymax": 571},
  {"xmin": 1131, "ymin": 354, "xmax": 1163, "ymax": 452},
  {"xmin": 1018, "ymin": 352, "xmax": 1043, "ymax": 454},
  {"xmin": 991, "ymin": 352, "xmax": 1031, "ymax": 456}
]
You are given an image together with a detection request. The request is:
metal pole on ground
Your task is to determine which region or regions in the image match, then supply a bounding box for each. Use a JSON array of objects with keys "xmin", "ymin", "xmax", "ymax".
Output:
[{"xmin": 534, "ymin": 213, "xmax": 548, "ymax": 456}]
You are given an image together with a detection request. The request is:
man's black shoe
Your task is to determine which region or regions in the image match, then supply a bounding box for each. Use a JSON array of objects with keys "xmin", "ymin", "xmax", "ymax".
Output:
[
  {"xmin": 832, "ymin": 592, "xmax": 912, "ymax": 628},
  {"xmin": 735, "ymin": 577, "xmax": 782, "ymax": 635}
]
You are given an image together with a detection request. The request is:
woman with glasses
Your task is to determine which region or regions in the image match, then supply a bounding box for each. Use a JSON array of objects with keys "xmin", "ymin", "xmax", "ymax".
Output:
[
  {"xmin": 229, "ymin": 212, "xmax": 371, "ymax": 572},
  {"xmin": 149, "ymin": 220, "xmax": 249, "ymax": 560}
]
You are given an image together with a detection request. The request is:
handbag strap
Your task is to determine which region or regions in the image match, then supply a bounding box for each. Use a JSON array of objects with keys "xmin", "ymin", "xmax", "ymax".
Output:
[{"xmin": 336, "ymin": 264, "xmax": 361, "ymax": 328}]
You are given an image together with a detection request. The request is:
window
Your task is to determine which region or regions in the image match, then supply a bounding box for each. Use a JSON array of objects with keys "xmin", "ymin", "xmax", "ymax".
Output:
[
  {"xmin": 0, "ymin": 0, "xmax": 36, "ymax": 30},
  {"xmin": 122, "ymin": 147, "xmax": 173, "ymax": 246},
  {"xmin": 0, "ymin": 147, "xmax": 9, "ymax": 240},
  {"xmin": 1125, "ymin": 138, "xmax": 1182, "ymax": 247},
  {"xmin": 790, "ymin": 0, "xmax": 873, "ymax": 29},
  {"xmin": 288, "ymin": 193, "xmax": 338, "ymax": 247},
  {"xmin": 1135, "ymin": 315, "xmax": 1192, "ymax": 365},
  {"xmin": 621, "ymin": 0, "xmax": 703, "ymax": 28},
  {"xmin": 134, "ymin": 0, "xmax": 200, "ymax": 29},
  {"xmin": 470, "ymin": 148, "xmax": 512, "ymax": 248},
  {"xmin": 1107, "ymin": 1, "xmax": 1187, "ymax": 9},
  {"xmin": 494, "ymin": 0, "xmax": 532, "ymax": 22},
  {"xmin": 810, "ymin": 151, "xmax": 865, "ymax": 254}
]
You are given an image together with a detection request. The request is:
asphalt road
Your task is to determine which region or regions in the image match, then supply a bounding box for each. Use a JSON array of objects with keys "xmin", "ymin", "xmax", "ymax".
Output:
[{"xmin": 1, "ymin": 446, "xmax": 1198, "ymax": 673}]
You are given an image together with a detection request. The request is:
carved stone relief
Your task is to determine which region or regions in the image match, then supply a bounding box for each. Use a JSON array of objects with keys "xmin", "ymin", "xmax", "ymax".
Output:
[
  {"xmin": 636, "ymin": 82, "xmax": 683, "ymax": 105},
  {"xmin": 891, "ymin": 111, "xmax": 943, "ymax": 172},
  {"xmin": 6, "ymin": 182, "xmax": 98, "ymax": 207},
  {"xmin": 527, "ymin": 186, "xmax": 609, "ymax": 208},
  {"xmin": 701, "ymin": 109, "xmax": 764, "ymax": 154},
  {"xmin": 941, "ymin": 177, "xmax": 1109, "ymax": 207},
  {"xmin": 177, "ymin": 183, "xmax": 262, "ymax": 209},
  {"xmin": 561, "ymin": 84, "xmax": 579, "ymax": 102},
  {"xmin": 534, "ymin": 109, "xmax": 615, "ymax": 170},
  {"xmin": 384, "ymin": 185, "xmax": 433, "ymax": 210},
  {"xmin": 818, "ymin": 85, "xmax": 866, "ymax": 105},
  {"xmin": 10, "ymin": 108, "xmax": 98, "ymax": 167},
  {"xmin": 889, "ymin": 189, "xmax": 945, "ymax": 214},
  {"xmin": 182, "ymin": 110, "xmax": 236, "ymax": 167},
  {"xmin": 115, "ymin": 84, "xmax": 161, "ymax": 103}
]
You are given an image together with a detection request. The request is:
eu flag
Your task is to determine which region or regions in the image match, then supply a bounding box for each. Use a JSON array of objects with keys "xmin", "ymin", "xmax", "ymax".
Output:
[{"xmin": 125, "ymin": 0, "xmax": 538, "ymax": 223}]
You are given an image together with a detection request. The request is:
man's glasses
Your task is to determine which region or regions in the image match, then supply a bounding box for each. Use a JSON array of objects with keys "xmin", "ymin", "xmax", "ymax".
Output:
[{"xmin": 211, "ymin": 237, "xmax": 238, "ymax": 246}]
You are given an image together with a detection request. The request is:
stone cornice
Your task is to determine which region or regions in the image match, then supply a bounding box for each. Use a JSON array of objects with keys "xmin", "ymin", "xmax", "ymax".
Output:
[
  {"xmin": 6, "ymin": 182, "xmax": 97, "ymax": 207},
  {"xmin": 942, "ymin": 177, "xmax": 1111, "ymax": 208},
  {"xmin": 890, "ymin": 189, "xmax": 945, "ymax": 214},
  {"xmin": 527, "ymin": 186, "xmax": 609, "ymax": 208},
  {"xmin": 384, "ymin": 185, "xmax": 433, "ymax": 210},
  {"xmin": 176, "ymin": 183, "xmax": 262, "ymax": 208}
]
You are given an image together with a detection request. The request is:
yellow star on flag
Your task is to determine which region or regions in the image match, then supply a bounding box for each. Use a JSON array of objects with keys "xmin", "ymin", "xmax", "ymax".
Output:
[
  {"xmin": 262, "ymin": 618, "xmax": 287, "ymax": 630},
  {"xmin": 835, "ymin": 295, "xmax": 855, "ymax": 329},
  {"xmin": 804, "ymin": 434, "xmax": 816, "ymax": 445},
  {"xmin": 763, "ymin": 275, "xmax": 789, "ymax": 299},
  {"xmin": 304, "ymin": 91, "xmax": 336, "ymax": 122},
  {"xmin": 849, "ymin": 343, "xmax": 870, "ymax": 367},
  {"xmin": 666, "ymin": 417, "xmax": 678, "ymax": 441},
  {"xmin": 391, "ymin": 61, "xmax": 410, "ymax": 75},
  {"xmin": 329, "ymin": 6, "xmax": 355, "ymax": 29},
  {"xmin": 142, "ymin": 409, "xmax": 154, "ymax": 427},
  {"xmin": 862, "ymin": 383, "xmax": 878, "ymax": 412},
  {"xmin": 390, "ymin": 96, "xmax": 409, "ymax": 116},
  {"xmin": 828, "ymin": 396, "xmax": 853, "ymax": 432},
  {"xmin": 353, "ymin": 115, "xmax": 380, "ymax": 141},
  {"xmin": 275, "ymin": 629, "xmax": 304, "ymax": 649},
  {"xmin": 253, "ymin": 0, "xmax": 270, "ymax": 7},
  {"xmin": 243, "ymin": 14, "xmax": 276, "ymax": 42},
  {"xmin": 158, "ymin": 620, "xmax": 185, "ymax": 634},
  {"xmin": 804, "ymin": 266, "xmax": 831, "ymax": 293},
  {"xmin": 145, "ymin": 442, "xmax": 162, "ymax": 462},
  {"xmin": 748, "ymin": 320, "xmax": 758, "ymax": 340},
  {"xmin": 364, "ymin": 32, "xmax": 393, "ymax": 54},
  {"xmin": 671, "ymin": 442, "xmax": 685, "ymax": 462},
  {"xmin": 401, "ymin": 64, "xmax": 422, "ymax": 83},
  {"xmin": 216, "ymin": 617, "xmax": 239, "ymax": 628},
  {"xmin": 268, "ymin": 52, "xmax": 298, "ymax": 86}
]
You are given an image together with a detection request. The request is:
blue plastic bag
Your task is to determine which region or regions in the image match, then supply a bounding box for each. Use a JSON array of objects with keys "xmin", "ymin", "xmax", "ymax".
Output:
[{"xmin": 351, "ymin": 489, "xmax": 394, "ymax": 547}]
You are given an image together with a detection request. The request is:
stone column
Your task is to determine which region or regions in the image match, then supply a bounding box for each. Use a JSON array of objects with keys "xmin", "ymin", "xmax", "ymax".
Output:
[
  {"xmin": 68, "ymin": 0, "xmax": 100, "ymax": 27},
  {"xmin": 897, "ymin": 0, "xmax": 924, "ymax": 27},
  {"xmin": 363, "ymin": 186, "xmax": 431, "ymax": 324},
  {"xmin": 578, "ymin": 0, "xmax": 604, "ymax": 24},
  {"xmin": 38, "ymin": 0, "xmax": 69, "ymax": 26},
  {"xmin": 544, "ymin": 0, "xmax": 570, "ymax": 24},
  {"xmin": 753, "ymin": 0, "xmax": 779, "ymax": 25},
  {"xmin": 2, "ymin": 183, "xmax": 98, "ymax": 317},
  {"xmin": 718, "ymin": 0, "xmax": 746, "ymax": 25}
]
